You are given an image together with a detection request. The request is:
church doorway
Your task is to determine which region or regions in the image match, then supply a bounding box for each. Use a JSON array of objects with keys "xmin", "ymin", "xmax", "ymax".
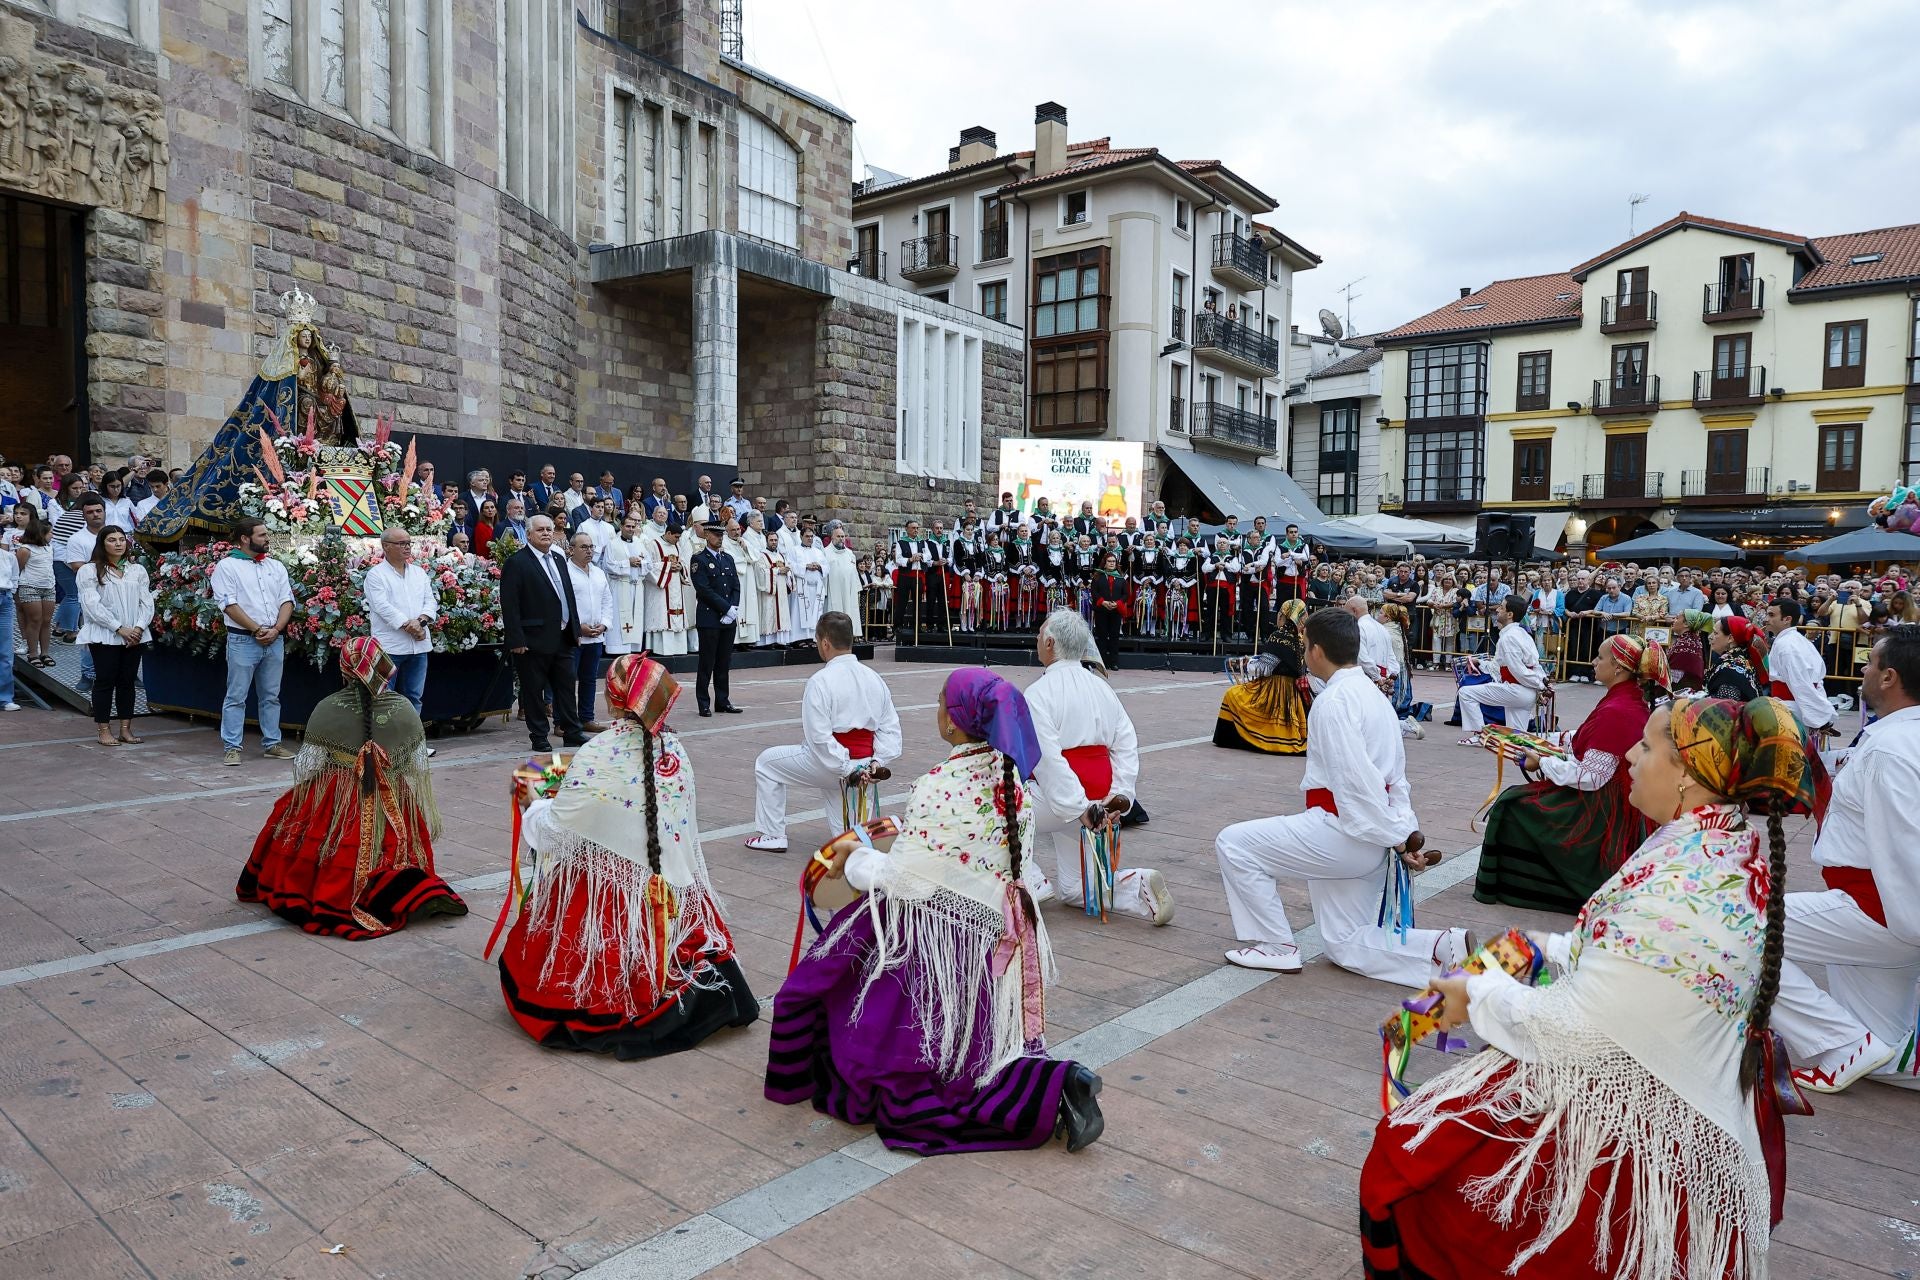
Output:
[{"xmin": 0, "ymin": 192, "xmax": 86, "ymax": 468}]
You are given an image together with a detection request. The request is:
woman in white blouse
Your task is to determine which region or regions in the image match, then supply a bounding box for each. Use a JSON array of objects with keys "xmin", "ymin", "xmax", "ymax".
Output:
[{"xmin": 77, "ymin": 525, "xmax": 154, "ymax": 746}]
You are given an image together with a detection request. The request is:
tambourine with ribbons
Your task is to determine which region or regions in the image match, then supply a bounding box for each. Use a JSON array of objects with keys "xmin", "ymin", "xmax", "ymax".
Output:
[
  {"xmin": 1378, "ymin": 928, "xmax": 1548, "ymax": 1113},
  {"xmin": 482, "ymin": 754, "xmax": 572, "ymax": 959},
  {"xmin": 1470, "ymin": 726, "xmax": 1568, "ymax": 832}
]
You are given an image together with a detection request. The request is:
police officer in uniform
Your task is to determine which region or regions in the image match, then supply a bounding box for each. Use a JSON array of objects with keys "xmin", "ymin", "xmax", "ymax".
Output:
[{"xmin": 690, "ymin": 517, "xmax": 744, "ymax": 716}]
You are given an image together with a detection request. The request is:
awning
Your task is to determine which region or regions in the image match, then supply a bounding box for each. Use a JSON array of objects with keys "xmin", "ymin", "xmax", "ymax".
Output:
[
  {"xmin": 1529, "ymin": 509, "xmax": 1571, "ymax": 555},
  {"xmin": 1157, "ymin": 447, "xmax": 1377, "ymax": 549},
  {"xmin": 1672, "ymin": 506, "xmax": 1869, "ymax": 540}
]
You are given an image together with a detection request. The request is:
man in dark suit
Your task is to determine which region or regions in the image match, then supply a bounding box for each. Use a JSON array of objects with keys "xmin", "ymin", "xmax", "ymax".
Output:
[
  {"xmin": 500, "ymin": 514, "xmax": 588, "ymax": 751},
  {"xmin": 529, "ymin": 464, "xmax": 559, "ymax": 513},
  {"xmin": 690, "ymin": 517, "xmax": 744, "ymax": 717},
  {"xmin": 459, "ymin": 468, "xmax": 495, "ymax": 540}
]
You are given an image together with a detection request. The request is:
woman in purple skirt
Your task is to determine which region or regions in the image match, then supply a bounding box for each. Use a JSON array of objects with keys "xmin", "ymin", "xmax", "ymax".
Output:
[{"xmin": 765, "ymin": 667, "xmax": 1105, "ymax": 1156}]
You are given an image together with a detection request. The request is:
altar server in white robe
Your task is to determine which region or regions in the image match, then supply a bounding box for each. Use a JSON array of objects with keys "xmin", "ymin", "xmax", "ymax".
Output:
[
  {"xmin": 602, "ymin": 510, "xmax": 650, "ymax": 656},
  {"xmin": 1455, "ymin": 595, "xmax": 1547, "ymax": 735},
  {"xmin": 745, "ymin": 512, "xmax": 791, "ymax": 646},
  {"xmin": 721, "ymin": 519, "xmax": 760, "ymax": 646},
  {"xmin": 638, "ymin": 506, "xmax": 690, "ymax": 656},
  {"xmin": 1023, "ymin": 610, "xmax": 1174, "ymax": 924},
  {"xmin": 745, "ymin": 611, "xmax": 901, "ymax": 852},
  {"xmin": 1215, "ymin": 607, "xmax": 1469, "ymax": 982},
  {"xmin": 1775, "ymin": 626, "xmax": 1920, "ymax": 1094},
  {"xmin": 821, "ymin": 529, "xmax": 863, "ymax": 637},
  {"xmin": 788, "ymin": 520, "xmax": 827, "ymax": 643},
  {"xmin": 1764, "ymin": 597, "xmax": 1837, "ymax": 735}
]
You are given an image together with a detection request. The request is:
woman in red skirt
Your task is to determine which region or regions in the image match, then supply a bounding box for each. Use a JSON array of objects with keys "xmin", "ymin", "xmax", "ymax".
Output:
[
  {"xmin": 237, "ymin": 636, "xmax": 466, "ymax": 938},
  {"xmin": 1362, "ymin": 696, "xmax": 1826, "ymax": 1279},
  {"xmin": 495, "ymin": 653, "xmax": 757, "ymax": 1058}
]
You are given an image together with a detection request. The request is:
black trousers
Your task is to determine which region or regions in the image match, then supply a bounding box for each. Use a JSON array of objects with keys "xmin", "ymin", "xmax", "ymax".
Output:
[
  {"xmin": 1093, "ymin": 609, "xmax": 1121, "ymax": 671},
  {"xmin": 89, "ymin": 642, "xmax": 141, "ymax": 723},
  {"xmin": 697, "ymin": 623, "xmax": 735, "ymax": 708},
  {"xmin": 895, "ymin": 575, "xmax": 923, "ymax": 644},
  {"xmin": 515, "ymin": 645, "xmax": 580, "ymax": 750},
  {"xmin": 574, "ymin": 641, "xmax": 604, "ymax": 720}
]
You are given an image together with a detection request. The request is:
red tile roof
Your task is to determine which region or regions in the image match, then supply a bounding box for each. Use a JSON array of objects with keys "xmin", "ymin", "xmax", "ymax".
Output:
[
  {"xmin": 1312, "ymin": 347, "xmax": 1382, "ymax": 378},
  {"xmin": 1378, "ymin": 272, "xmax": 1582, "ymax": 342},
  {"xmin": 1794, "ymin": 222, "xmax": 1920, "ymax": 292},
  {"xmin": 1252, "ymin": 220, "xmax": 1323, "ymax": 267},
  {"xmin": 1569, "ymin": 211, "xmax": 1809, "ymax": 280},
  {"xmin": 1000, "ymin": 146, "xmax": 1160, "ymax": 190}
]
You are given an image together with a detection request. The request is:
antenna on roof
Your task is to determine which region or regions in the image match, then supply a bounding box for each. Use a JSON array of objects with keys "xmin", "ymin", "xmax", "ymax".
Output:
[
  {"xmin": 1337, "ymin": 276, "xmax": 1366, "ymax": 339},
  {"xmin": 1628, "ymin": 193, "xmax": 1651, "ymax": 236},
  {"xmin": 1317, "ymin": 308, "xmax": 1344, "ymax": 340}
]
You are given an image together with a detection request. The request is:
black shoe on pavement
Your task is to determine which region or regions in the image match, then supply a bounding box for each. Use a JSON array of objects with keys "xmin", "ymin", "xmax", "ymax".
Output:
[
  {"xmin": 1056, "ymin": 1065, "xmax": 1105, "ymax": 1153},
  {"xmin": 717, "ymin": 704, "xmax": 744, "ymax": 714},
  {"xmin": 1120, "ymin": 799, "xmax": 1150, "ymax": 828},
  {"xmin": 698, "ymin": 705, "xmax": 713, "ymax": 718}
]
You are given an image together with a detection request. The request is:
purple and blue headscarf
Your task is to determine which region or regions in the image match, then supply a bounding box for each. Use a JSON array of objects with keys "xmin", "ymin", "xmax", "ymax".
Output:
[{"xmin": 942, "ymin": 668, "xmax": 1042, "ymax": 780}]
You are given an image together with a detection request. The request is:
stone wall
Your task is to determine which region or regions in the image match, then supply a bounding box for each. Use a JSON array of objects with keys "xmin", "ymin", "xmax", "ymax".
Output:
[
  {"xmin": 736, "ymin": 293, "xmax": 823, "ymax": 495},
  {"xmin": 497, "ymin": 195, "xmax": 581, "ymax": 444},
  {"xmin": 724, "ymin": 65, "xmax": 853, "ymax": 268},
  {"xmin": 577, "ymin": 281, "xmax": 694, "ymax": 456}
]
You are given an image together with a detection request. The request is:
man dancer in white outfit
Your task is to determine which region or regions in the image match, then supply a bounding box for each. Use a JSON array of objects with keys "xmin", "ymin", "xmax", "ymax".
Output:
[
  {"xmin": 745, "ymin": 611, "xmax": 901, "ymax": 853},
  {"xmin": 1024, "ymin": 611, "xmax": 1174, "ymax": 925},
  {"xmin": 1215, "ymin": 607, "xmax": 1469, "ymax": 980},
  {"xmin": 1454, "ymin": 594, "xmax": 1545, "ymax": 741},
  {"xmin": 1775, "ymin": 625, "xmax": 1920, "ymax": 1093},
  {"xmin": 1764, "ymin": 597, "xmax": 1837, "ymax": 739}
]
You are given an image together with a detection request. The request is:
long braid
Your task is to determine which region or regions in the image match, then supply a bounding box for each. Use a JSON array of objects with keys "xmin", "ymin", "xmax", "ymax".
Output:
[
  {"xmin": 1000, "ymin": 753, "xmax": 1033, "ymax": 924},
  {"xmin": 640, "ymin": 727, "xmax": 664, "ymax": 876},
  {"xmin": 357, "ymin": 683, "xmax": 378, "ymax": 796},
  {"xmin": 1740, "ymin": 795, "xmax": 1789, "ymax": 1094}
]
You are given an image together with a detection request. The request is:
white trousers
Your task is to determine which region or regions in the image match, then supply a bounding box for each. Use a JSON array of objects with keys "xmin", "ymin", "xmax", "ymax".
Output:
[
  {"xmin": 1214, "ymin": 809, "xmax": 1440, "ymax": 988},
  {"xmin": 753, "ymin": 744, "xmax": 843, "ymax": 845},
  {"xmin": 1025, "ymin": 825, "xmax": 1159, "ymax": 920},
  {"xmin": 1772, "ymin": 888, "xmax": 1920, "ymax": 1076},
  {"xmin": 1457, "ymin": 682, "xmax": 1538, "ymax": 733}
]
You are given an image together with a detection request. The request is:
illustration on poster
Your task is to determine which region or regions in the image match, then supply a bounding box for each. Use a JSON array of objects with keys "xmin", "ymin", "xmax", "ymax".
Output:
[{"xmin": 998, "ymin": 440, "xmax": 1143, "ymax": 529}]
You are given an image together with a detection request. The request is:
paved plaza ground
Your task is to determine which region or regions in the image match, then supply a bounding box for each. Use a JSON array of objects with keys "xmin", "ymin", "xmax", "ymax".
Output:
[{"xmin": 0, "ymin": 655, "xmax": 1913, "ymax": 1279}]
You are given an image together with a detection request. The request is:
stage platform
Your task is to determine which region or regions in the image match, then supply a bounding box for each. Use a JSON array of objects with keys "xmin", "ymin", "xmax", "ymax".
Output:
[
  {"xmin": 891, "ymin": 630, "xmax": 1246, "ymax": 672},
  {"xmin": 654, "ymin": 642, "xmax": 868, "ymax": 676}
]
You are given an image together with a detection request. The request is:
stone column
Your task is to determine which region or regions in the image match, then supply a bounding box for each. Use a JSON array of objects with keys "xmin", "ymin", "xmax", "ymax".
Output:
[{"xmin": 692, "ymin": 256, "xmax": 739, "ymax": 466}]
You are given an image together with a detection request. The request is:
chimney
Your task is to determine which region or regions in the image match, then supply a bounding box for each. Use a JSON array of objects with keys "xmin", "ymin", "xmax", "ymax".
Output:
[
  {"xmin": 1034, "ymin": 102, "xmax": 1068, "ymax": 177},
  {"xmin": 949, "ymin": 126, "xmax": 997, "ymax": 170},
  {"xmin": 1459, "ymin": 286, "xmax": 1473, "ymax": 298}
]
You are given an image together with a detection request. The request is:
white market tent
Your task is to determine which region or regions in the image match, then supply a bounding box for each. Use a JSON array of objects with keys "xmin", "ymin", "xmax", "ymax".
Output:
[{"xmin": 1325, "ymin": 512, "xmax": 1471, "ymax": 553}]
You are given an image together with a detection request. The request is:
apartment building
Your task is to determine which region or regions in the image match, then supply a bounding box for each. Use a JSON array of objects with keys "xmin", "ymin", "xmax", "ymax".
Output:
[
  {"xmin": 1374, "ymin": 213, "xmax": 1920, "ymax": 556},
  {"xmin": 851, "ymin": 104, "xmax": 1321, "ymax": 516},
  {"xmin": 1285, "ymin": 329, "xmax": 1384, "ymax": 517}
]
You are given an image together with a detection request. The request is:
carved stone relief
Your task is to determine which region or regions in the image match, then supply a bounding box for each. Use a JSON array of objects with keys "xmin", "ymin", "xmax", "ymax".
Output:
[{"xmin": 0, "ymin": 12, "xmax": 167, "ymax": 219}]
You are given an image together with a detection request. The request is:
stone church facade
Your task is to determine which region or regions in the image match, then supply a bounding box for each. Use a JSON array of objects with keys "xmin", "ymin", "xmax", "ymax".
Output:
[{"xmin": 0, "ymin": 0, "xmax": 1022, "ymax": 530}]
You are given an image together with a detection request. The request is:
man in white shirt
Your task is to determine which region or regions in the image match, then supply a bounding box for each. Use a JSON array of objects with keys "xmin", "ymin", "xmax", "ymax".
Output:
[
  {"xmin": 1776, "ymin": 626, "xmax": 1920, "ymax": 1094},
  {"xmin": 1764, "ymin": 597, "xmax": 1836, "ymax": 735},
  {"xmin": 1215, "ymin": 607, "xmax": 1467, "ymax": 980},
  {"xmin": 1023, "ymin": 610, "xmax": 1173, "ymax": 924},
  {"xmin": 1454, "ymin": 594, "xmax": 1545, "ymax": 740},
  {"xmin": 576, "ymin": 496, "xmax": 617, "ymax": 562},
  {"xmin": 363, "ymin": 527, "xmax": 437, "ymax": 713},
  {"xmin": 1348, "ymin": 595, "xmax": 1400, "ymax": 681},
  {"xmin": 746, "ymin": 610, "xmax": 901, "ymax": 852},
  {"xmin": 566, "ymin": 531, "xmax": 616, "ymax": 732},
  {"xmin": 208, "ymin": 517, "xmax": 296, "ymax": 765},
  {"xmin": 131, "ymin": 471, "xmax": 169, "ymax": 523}
]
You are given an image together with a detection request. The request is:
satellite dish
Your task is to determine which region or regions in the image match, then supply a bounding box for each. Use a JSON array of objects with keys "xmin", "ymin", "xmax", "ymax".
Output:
[{"xmin": 1318, "ymin": 308, "xmax": 1344, "ymax": 340}]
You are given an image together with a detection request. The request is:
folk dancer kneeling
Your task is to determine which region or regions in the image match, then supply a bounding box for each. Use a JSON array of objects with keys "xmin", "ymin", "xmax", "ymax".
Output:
[
  {"xmin": 1215, "ymin": 608, "xmax": 1468, "ymax": 980},
  {"xmin": 237, "ymin": 636, "xmax": 466, "ymax": 938},
  {"xmin": 1455, "ymin": 594, "xmax": 1548, "ymax": 742},
  {"xmin": 1362, "ymin": 696, "xmax": 1826, "ymax": 1280},
  {"xmin": 1474, "ymin": 633, "xmax": 1668, "ymax": 913},
  {"xmin": 745, "ymin": 611, "xmax": 901, "ymax": 853},
  {"xmin": 495, "ymin": 653, "xmax": 758, "ymax": 1057},
  {"xmin": 1022, "ymin": 610, "xmax": 1174, "ymax": 924},
  {"xmin": 766, "ymin": 668, "xmax": 1105, "ymax": 1155}
]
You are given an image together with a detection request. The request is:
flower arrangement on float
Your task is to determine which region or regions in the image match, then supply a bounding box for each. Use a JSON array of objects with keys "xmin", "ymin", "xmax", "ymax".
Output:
[{"xmin": 232, "ymin": 406, "xmax": 455, "ymax": 539}]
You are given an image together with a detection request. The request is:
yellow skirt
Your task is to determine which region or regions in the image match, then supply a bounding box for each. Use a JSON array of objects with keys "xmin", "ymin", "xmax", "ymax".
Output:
[{"xmin": 1213, "ymin": 675, "xmax": 1309, "ymax": 754}]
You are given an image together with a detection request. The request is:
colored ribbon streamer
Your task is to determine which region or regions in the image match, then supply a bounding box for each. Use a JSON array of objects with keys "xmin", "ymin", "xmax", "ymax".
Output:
[
  {"xmin": 991, "ymin": 884, "xmax": 1048, "ymax": 1045},
  {"xmin": 483, "ymin": 756, "xmax": 570, "ymax": 960},
  {"xmin": 1377, "ymin": 929, "xmax": 1547, "ymax": 1113}
]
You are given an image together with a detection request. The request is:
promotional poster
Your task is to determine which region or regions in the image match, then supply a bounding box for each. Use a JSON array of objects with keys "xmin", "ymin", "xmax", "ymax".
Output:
[{"xmin": 998, "ymin": 440, "xmax": 1145, "ymax": 529}]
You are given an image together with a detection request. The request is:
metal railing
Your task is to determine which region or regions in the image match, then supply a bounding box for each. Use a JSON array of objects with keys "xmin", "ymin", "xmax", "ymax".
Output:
[
  {"xmin": 847, "ymin": 248, "xmax": 886, "ymax": 280},
  {"xmin": 1600, "ymin": 292, "xmax": 1658, "ymax": 327},
  {"xmin": 899, "ymin": 233, "xmax": 959, "ymax": 277},
  {"xmin": 1211, "ymin": 231, "xmax": 1268, "ymax": 282},
  {"xmin": 1170, "ymin": 303, "xmax": 1186, "ymax": 341},
  {"xmin": 1191, "ymin": 401, "xmax": 1279, "ymax": 454},
  {"xmin": 1580, "ymin": 471, "xmax": 1665, "ymax": 502},
  {"xmin": 1691, "ymin": 365, "xmax": 1767, "ymax": 403},
  {"xmin": 1168, "ymin": 395, "xmax": 1186, "ymax": 433},
  {"xmin": 1191, "ymin": 311, "xmax": 1281, "ymax": 373},
  {"xmin": 1680, "ymin": 467, "xmax": 1771, "ymax": 499},
  {"xmin": 979, "ymin": 224, "xmax": 1008, "ymax": 261},
  {"xmin": 1703, "ymin": 279, "xmax": 1765, "ymax": 317},
  {"xmin": 1590, "ymin": 374, "xmax": 1661, "ymax": 412}
]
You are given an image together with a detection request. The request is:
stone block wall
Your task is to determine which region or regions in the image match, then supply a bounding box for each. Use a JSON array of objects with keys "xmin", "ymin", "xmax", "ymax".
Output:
[
  {"xmin": 736, "ymin": 293, "xmax": 824, "ymax": 495},
  {"xmin": 578, "ymin": 282, "xmax": 695, "ymax": 457},
  {"xmin": 497, "ymin": 195, "xmax": 582, "ymax": 444}
]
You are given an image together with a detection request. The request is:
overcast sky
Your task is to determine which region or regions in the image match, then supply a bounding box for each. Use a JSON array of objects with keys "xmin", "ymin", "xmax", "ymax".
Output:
[{"xmin": 741, "ymin": 0, "xmax": 1919, "ymax": 338}]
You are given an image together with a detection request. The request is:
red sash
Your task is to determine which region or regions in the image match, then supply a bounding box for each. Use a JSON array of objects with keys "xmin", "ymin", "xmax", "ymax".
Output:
[
  {"xmin": 1823, "ymin": 866, "xmax": 1887, "ymax": 928},
  {"xmin": 1769, "ymin": 679, "xmax": 1792, "ymax": 701},
  {"xmin": 1062, "ymin": 744, "xmax": 1113, "ymax": 801},
  {"xmin": 833, "ymin": 729, "xmax": 875, "ymax": 760},
  {"xmin": 1305, "ymin": 787, "xmax": 1338, "ymax": 815}
]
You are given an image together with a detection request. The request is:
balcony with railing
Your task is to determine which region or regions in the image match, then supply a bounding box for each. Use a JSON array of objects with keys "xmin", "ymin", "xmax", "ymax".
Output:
[
  {"xmin": 1702, "ymin": 278, "xmax": 1765, "ymax": 322},
  {"xmin": 1168, "ymin": 395, "xmax": 1186, "ymax": 434},
  {"xmin": 1681, "ymin": 467, "xmax": 1771, "ymax": 505},
  {"xmin": 1210, "ymin": 231, "xmax": 1269, "ymax": 290},
  {"xmin": 1580, "ymin": 471, "xmax": 1666, "ymax": 507},
  {"xmin": 1692, "ymin": 365, "xmax": 1768, "ymax": 408},
  {"xmin": 847, "ymin": 247, "xmax": 886, "ymax": 280},
  {"xmin": 1590, "ymin": 373, "xmax": 1662, "ymax": 416},
  {"xmin": 1191, "ymin": 310, "xmax": 1280, "ymax": 377},
  {"xmin": 1191, "ymin": 400, "xmax": 1278, "ymax": 456},
  {"xmin": 1169, "ymin": 303, "xmax": 1186, "ymax": 341},
  {"xmin": 899, "ymin": 233, "xmax": 959, "ymax": 281},
  {"xmin": 1600, "ymin": 292, "xmax": 1658, "ymax": 333},
  {"xmin": 979, "ymin": 223, "xmax": 1008, "ymax": 262}
]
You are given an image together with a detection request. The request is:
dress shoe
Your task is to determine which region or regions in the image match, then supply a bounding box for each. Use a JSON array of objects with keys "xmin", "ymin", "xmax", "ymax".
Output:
[
  {"xmin": 1120, "ymin": 799, "xmax": 1150, "ymax": 828},
  {"xmin": 1055, "ymin": 1065, "xmax": 1105, "ymax": 1153},
  {"xmin": 698, "ymin": 706, "xmax": 713, "ymax": 718},
  {"xmin": 581, "ymin": 720, "xmax": 609, "ymax": 733},
  {"xmin": 717, "ymin": 704, "xmax": 744, "ymax": 714}
]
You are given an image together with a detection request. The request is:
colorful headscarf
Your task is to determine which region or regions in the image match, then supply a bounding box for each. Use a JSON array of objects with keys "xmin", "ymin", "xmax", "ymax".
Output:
[
  {"xmin": 1280, "ymin": 598, "xmax": 1309, "ymax": 629},
  {"xmin": 1682, "ymin": 609, "xmax": 1714, "ymax": 635},
  {"xmin": 1722, "ymin": 615, "xmax": 1771, "ymax": 673},
  {"xmin": 339, "ymin": 636, "xmax": 394, "ymax": 692},
  {"xmin": 942, "ymin": 668, "xmax": 1041, "ymax": 780},
  {"xmin": 1604, "ymin": 632, "xmax": 1670, "ymax": 691},
  {"xmin": 605, "ymin": 652, "xmax": 680, "ymax": 733},
  {"xmin": 1668, "ymin": 696, "xmax": 1829, "ymax": 820}
]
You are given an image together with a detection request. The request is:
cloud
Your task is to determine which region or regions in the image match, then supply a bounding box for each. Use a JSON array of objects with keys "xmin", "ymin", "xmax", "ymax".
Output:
[{"xmin": 740, "ymin": 0, "xmax": 1919, "ymax": 334}]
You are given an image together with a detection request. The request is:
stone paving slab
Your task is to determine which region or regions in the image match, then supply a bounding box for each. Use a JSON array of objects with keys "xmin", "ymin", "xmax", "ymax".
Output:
[{"xmin": 0, "ymin": 656, "xmax": 1911, "ymax": 1278}]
